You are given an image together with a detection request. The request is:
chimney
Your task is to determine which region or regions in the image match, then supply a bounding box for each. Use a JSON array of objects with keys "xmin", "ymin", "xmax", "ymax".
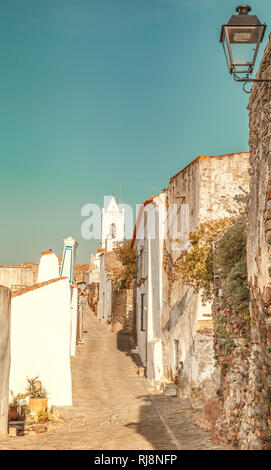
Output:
[{"xmin": 60, "ymin": 236, "xmax": 78, "ymax": 284}]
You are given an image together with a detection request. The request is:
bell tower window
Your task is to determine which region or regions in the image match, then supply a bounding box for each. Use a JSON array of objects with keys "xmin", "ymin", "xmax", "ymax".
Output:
[{"xmin": 110, "ymin": 223, "xmax": 116, "ymax": 239}]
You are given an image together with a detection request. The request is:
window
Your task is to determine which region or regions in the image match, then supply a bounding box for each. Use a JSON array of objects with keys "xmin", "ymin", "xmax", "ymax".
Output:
[
  {"xmin": 140, "ymin": 247, "xmax": 144, "ymax": 278},
  {"xmin": 144, "ymin": 212, "xmax": 148, "ymax": 239},
  {"xmin": 110, "ymin": 223, "xmax": 116, "ymax": 239},
  {"xmin": 141, "ymin": 293, "xmax": 146, "ymax": 331}
]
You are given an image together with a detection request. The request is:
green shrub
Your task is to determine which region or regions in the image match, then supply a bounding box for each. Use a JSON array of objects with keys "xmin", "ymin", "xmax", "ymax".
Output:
[
  {"xmin": 215, "ymin": 220, "xmax": 249, "ymax": 318},
  {"xmin": 222, "ymin": 260, "xmax": 249, "ymax": 315},
  {"xmin": 215, "ymin": 220, "xmax": 247, "ymax": 276}
]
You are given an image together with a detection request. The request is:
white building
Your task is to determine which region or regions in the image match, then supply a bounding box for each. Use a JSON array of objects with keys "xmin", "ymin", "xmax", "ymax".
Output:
[
  {"xmin": 94, "ymin": 196, "xmax": 126, "ymax": 322},
  {"xmin": 161, "ymin": 153, "xmax": 250, "ymax": 399},
  {"xmin": 101, "ymin": 196, "xmax": 125, "ymax": 251},
  {"xmin": 9, "ymin": 237, "xmax": 80, "ymax": 407},
  {"xmin": 88, "ymin": 251, "xmax": 103, "ymax": 284},
  {"xmin": 132, "ymin": 153, "xmax": 251, "ymax": 401},
  {"xmin": 131, "ymin": 193, "xmax": 166, "ymax": 384},
  {"xmin": 10, "ymin": 277, "xmax": 73, "ymax": 407}
]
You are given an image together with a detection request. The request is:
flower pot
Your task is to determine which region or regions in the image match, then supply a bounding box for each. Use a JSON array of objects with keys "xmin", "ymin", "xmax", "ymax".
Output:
[
  {"xmin": 28, "ymin": 398, "xmax": 48, "ymax": 414},
  {"xmin": 9, "ymin": 405, "xmax": 19, "ymax": 421}
]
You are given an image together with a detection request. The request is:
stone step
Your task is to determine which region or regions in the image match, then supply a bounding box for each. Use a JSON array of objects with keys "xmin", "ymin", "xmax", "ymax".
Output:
[{"xmin": 162, "ymin": 383, "xmax": 178, "ymax": 397}]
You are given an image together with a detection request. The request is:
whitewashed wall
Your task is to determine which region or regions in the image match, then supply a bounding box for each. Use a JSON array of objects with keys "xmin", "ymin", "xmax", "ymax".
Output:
[
  {"xmin": 134, "ymin": 194, "xmax": 166, "ymax": 383},
  {"xmin": 97, "ymin": 255, "xmax": 112, "ymax": 323},
  {"xmin": 70, "ymin": 287, "xmax": 78, "ymax": 356},
  {"xmin": 9, "ymin": 278, "xmax": 72, "ymax": 407},
  {"xmin": 0, "ymin": 286, "xmax": 11, "ymax": 435},
  {"xmin": 136, "ymin": 280, "xmax": 148, "ymax": 367},
  {"xmin": 89, "ymin": 253, "xmax": 101, "ymax": 283},
  {"xmin": 37, "ymin": 251, "xmax": 59, "ymax": 283},
  {"xmin": 101, "ymin": 197, "xmax": 125, "ymax": 250}
]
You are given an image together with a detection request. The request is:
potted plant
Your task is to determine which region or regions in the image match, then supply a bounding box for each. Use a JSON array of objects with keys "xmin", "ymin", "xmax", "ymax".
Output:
[
  {"xmin": 9, "ymin": 392, "xmax": 28, "ymax": 421},
  {"xmin": 9, "ymin": 391, "xmax": 19, "ymax": 421},
  {"xmin": 37, "ymin": 410, "xmax": 50, "ymax": 424},
  {"xmin": 26, "ymin": 376, "xmax": 48, "ymax": 414}
]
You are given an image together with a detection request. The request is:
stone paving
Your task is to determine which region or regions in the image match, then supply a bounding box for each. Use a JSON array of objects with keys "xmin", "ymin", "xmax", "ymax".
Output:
[{"xmin": 0, "ymin": 306, "xmax": 226, "ymax": 450}]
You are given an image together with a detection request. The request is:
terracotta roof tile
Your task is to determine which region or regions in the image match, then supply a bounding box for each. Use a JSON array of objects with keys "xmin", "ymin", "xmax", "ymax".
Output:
[{"xmin": 41, "ymin": 249, "xmax": 55, "ymax": 256}]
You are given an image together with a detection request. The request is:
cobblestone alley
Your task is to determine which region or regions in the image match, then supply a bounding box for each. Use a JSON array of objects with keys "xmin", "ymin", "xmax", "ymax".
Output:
[{"xmin": 0, "ymin": 306, "xmax": 226, "ymax": 450}]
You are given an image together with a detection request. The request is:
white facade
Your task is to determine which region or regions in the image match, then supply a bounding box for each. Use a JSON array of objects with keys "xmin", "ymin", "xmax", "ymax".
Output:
[
  {"xmin": 88, "ymin": 196, "xmax": 124, "ymax": 312},
  {"xmin": 101, "ymin": 196, "xmax": 125, "ymax": 251},
  {"xmin": 0, "ymin": 286, "xmax": 11, "ymax": 435},
  {"xmin": 97, "ymin": 254, "xmax": 112, "ymax": 323},
  {"xmin": 70, "ymin": 286, "xmax": 79, "ymax": 357},
  {"xmin": 59, "ymin": 236, "xmax": 80, "ymax": 358},
  {"xmin": 88, "ymin": 252, "xmax": 102, "ymax": 284},
  {"xmin": 9, "ymin": 235, "xmax": 81, "ymax": 407},
  {"xmin": 133, "ymin": 193, "xmax": 166, "ymax": 384},
  {"xmin": 9, "ymin": 278, "xmax": 73, "ymax": 407}
]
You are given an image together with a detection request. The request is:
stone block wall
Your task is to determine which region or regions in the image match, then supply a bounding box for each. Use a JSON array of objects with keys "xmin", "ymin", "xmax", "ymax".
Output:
[
  {"xmin": 209, "ymin": 265, "xmax": 271, "ymax": 449},
  {"xmin": 0, "ymin": 286, "xmax": 11, "ymax": 435},
  {"xmin": 210, "ymin": 271, "xmax": 252, "ymax": 447},
  {"xmin": 244, "ymin": 35, "xmax": 271, "ymax": 450},
  {"xmin": 201, "ymin": 36, "xmax": 271, "ymax": 450},
  {"xmin": 0, "ymin": 265, "xmax": 37, "ymax": 292},
  {"xmin": 87, "ymin": 282, "xmax": 99, "ymax": 313},
  {"xmin": 111, "ymin": 288, "xmax": 135, "ymax": 335}
]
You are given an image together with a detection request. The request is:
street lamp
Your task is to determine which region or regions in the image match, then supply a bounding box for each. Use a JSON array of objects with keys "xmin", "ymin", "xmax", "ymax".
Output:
[{"xmin": 220, "ymin": 5, "xmax": 271, "ymax": 90}]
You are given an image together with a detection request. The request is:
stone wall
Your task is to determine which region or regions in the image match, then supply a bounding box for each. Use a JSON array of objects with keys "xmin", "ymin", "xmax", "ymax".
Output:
[
  {"xmin": 198, "ymin": 37, "xmax": 271, "ymax": 450},
  {"xmin": 0, "ymin": 264, "xmax": 37, "ymax": 292},
  {"xmin": 87, "ymin": 282, "xmax": 99, "ymax": 313},
  {"xmin": 111, "ymin": 288, "xmax": 134, "ymax": 335},
  {"xmin": 0, "ymin": 286, "xmax": 11, "ymax": 435},
  {"xmin": 244, "ymin": 35, "xmax": 271, "ymax": 450},
  {"xmin": 206, "ymin": 262, "xmax": 271, "ymax": 450},
  {"xmin": 207, "ymin": 270, "xmax": 252, "ymax": 447}
]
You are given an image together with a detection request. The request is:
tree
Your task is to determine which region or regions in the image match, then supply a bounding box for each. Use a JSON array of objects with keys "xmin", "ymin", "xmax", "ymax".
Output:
[
  {"xmin": 176, "ymin": 218, "xmax": 233, "ymax": 303},
  {"xmin": 113, "ymin": 240, "xmax": 136, "ymax": 289}
]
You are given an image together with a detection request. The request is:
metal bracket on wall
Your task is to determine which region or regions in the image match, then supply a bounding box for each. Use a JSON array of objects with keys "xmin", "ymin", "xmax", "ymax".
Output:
[{"xmin": 234, "ymin": 74, "xmax": 271, "ymax": 94}]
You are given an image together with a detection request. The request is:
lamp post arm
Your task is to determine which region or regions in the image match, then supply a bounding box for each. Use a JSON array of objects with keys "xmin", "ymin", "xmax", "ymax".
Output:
[
  {"xmin": 233, "ymin": 74, "xmax": 271, "ymax": 93},
  {"xmin": 233, "ymin": 74, "xmax": 271, "ymax": 83}
]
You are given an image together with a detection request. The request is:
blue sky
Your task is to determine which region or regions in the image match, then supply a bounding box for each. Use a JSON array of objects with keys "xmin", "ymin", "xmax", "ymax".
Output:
[{"xmin": 0, "ymin": 0, "xmax": 270, "ymax": 264}]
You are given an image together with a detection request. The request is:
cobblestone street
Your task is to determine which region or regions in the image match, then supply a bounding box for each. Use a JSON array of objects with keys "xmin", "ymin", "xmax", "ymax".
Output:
[{"xmin": 0, "ymin": 307, "xmax": 226, "ymax": 450}]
